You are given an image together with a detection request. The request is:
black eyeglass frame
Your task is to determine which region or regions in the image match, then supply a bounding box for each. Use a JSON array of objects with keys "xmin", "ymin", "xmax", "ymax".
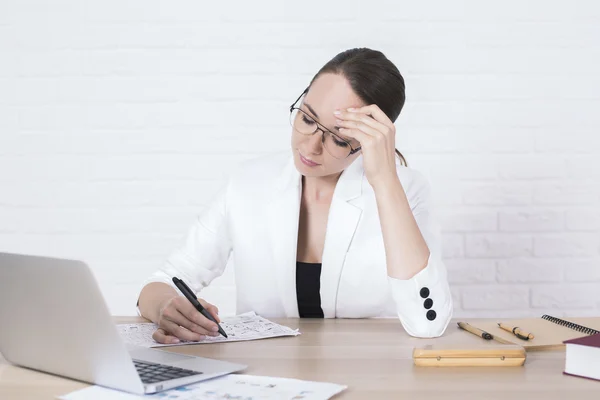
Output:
[{"xmin": 289, "ymin": 87, "xmax": 362, "ymax": 158}]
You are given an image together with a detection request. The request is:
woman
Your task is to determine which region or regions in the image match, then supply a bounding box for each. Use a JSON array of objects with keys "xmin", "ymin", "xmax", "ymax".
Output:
[{"xmin": 137, "ymin": 48, "xmax": 453, "ymax": 344}]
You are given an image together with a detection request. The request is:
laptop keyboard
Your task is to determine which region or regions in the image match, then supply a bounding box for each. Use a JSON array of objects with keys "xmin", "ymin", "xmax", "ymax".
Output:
[{"xmin": 133, "ymin": 359, "xmax": 203, "ymax": 384}]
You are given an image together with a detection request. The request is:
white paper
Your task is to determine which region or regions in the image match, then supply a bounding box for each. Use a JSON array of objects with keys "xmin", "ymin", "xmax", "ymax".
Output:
[
  {"xmin": 58, "ymin": 374, "xmax": 347, "ymax": 400},
  {"xmin": 117, "ymin": 312, "xmax": 300, "ymax": 348}
]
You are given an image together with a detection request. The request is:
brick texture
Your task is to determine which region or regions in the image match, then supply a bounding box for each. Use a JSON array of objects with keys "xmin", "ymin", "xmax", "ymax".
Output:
[{"xmin": 1, "ymin": 0, "xmax": 599, "ymax": 316}]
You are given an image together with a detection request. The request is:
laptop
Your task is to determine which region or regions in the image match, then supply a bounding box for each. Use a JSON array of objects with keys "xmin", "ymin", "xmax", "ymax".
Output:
[{"xmin": 0, "ymin": 252, "xmax": 246, "ymax": 394}]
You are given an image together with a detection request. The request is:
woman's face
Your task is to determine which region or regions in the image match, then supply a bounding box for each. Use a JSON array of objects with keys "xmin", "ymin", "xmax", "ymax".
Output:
[{"xmin": 291, "ymin": 73, "xmax": 364, "ymax": 178}]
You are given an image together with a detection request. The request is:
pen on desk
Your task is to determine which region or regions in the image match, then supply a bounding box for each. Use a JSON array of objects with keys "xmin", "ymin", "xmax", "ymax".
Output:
[
  {"xmin": 172, "ymin": 277, "xmax": 228, "ymax": 338},
  {"xmin": 497, "ymin": 323, "xmax": 534, "ymax": 341},
  {"xmin": 457, "ymin": 322, "xmax": 493, "ymax": 340}
]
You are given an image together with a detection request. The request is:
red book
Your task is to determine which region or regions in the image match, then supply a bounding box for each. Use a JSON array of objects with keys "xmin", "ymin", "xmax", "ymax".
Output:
[{"xmin": 563, "ymin": 333, "xmax": 600, "ymax": 381}]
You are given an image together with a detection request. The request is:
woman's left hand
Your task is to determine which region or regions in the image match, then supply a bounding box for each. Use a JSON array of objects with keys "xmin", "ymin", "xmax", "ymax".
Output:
[{"xmin": 334, "ymin": 105, "xmax": 398, "ymax": 188}]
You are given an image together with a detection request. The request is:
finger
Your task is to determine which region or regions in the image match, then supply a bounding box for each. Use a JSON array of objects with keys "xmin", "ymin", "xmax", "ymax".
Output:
[
  {"xmin": 199, "ymin": 299, "xmax": 221, "ymax": 324},
  {"xmin": 173, "ymin": 298, "xmax": 219, "ymax": 334},
  {"xmin": 213, "ymin": 309, "xmax": 221, "ymax": 324},
  {"xmin": 152, "ymin": 328, "xmax": 181, "ymax": 345},
  {"xmin": 160, "ymin": 318, "xmax": 206, "ymax": 342},
  {"xmin": 335, "ymin": 118, "xmax": 381, "ymax": 138},
  {"xmin": 334, "ymin": 110, "xmax": 388, "ymax": 135},
  {"xmin": 337, "ymin": 127, "xmax": 372, "ymax": 147},
  {"xmin": 176, "ymin": 308, "xmax": 220, "ymax": 336},
  {"xmin": 350, "ymin": 105, "xmax": 394, "ymax": 128},
  {"xmin": 163, "ymin": 303, "xmax": 215, "ymax": 336}
]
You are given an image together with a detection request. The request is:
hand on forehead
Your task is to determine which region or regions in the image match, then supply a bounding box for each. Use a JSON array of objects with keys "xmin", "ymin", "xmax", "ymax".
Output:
[
  {"xmin": 302, "ymin": 73, "xmax": 364, "ymax": 143},
  {"xmin": 303, "ymin": 74, "xmax": 364, "ymax": 124}
]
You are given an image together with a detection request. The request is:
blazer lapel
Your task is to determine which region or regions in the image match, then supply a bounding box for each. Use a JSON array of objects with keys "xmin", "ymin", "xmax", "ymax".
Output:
[
  {"xmin": 267, "ymin": 157, "xmax": 302, "ymax": 317},
  {"xmin": 320, "ymin": 156, "xmax": 364, "ymax": 318},
  {"xmin": 267, "ymin": 154, "xmax": 365, "ymax": 318}
]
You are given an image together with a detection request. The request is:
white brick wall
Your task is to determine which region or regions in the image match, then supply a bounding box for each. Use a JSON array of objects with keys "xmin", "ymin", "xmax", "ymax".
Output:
[{"xmin": 1, "ymin": 0, "xmax": 599, "ymax": 317}]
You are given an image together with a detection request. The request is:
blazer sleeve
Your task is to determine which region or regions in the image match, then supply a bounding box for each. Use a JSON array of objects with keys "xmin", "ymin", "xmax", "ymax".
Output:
[
  {"xmin": 136, "ymin": 180, "xmax": 233, "ymax": 309},
  {"xmin": 387, "ymin": 171, "xmax": 453, "ymax": 338}
]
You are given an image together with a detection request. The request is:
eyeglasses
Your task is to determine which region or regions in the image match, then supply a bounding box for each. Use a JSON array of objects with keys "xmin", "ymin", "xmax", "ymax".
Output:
[{"xmin": 289, "ymin": 88, "xmax": 362, "ymax": 160}]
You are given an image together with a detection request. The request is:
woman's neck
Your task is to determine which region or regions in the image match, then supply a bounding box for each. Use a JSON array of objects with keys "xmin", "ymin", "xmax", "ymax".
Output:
[{"xmin": 301, "ymin": 173, "xmax": 341, "ymax": 203}]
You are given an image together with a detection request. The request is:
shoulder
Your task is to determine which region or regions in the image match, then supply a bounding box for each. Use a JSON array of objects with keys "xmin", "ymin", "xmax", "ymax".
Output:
[
  {"xmin": 395, "ymin": 164, "xmax": 434, "ymax": 208},
  {"xmin": 233, "ymin": 151, "xmax": 291, "ymax": 176},
  {"xmin": 225, "ymin": 150, "xmax": 293, "ymax": 197},
  {"xmin": 357, "ymin": 157, "xmax": 433, "ymax": 210},
  {"xmin": 396, "ymin": 164, "xmax": 430, "ymax": 192},
  {"xmin": 229, "ymin": 151, "xmax": 291, "ymax": 183}
]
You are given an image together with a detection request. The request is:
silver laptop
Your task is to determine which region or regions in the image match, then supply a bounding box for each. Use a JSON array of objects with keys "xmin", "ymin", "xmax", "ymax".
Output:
[{"xmin": 0, "ymin": 252, "xmax": 246, "ymax": 394}]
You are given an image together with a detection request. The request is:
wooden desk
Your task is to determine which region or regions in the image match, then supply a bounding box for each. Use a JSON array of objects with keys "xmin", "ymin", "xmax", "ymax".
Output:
[{"xmin": 1, "ymin": 317, "xmax": 598, "ymax": 399}]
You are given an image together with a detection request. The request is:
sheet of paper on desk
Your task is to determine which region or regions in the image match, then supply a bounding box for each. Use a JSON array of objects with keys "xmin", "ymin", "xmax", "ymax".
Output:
[
  {"xmin": 58, "ymin": 374, "xmax": 347, "ymax": 400},
  {"xmin": 117, "ymin": 312, "xmax": 300, "ymax": 348}
]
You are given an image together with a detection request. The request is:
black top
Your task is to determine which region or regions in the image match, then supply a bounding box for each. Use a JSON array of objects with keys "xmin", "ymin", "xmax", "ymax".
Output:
[{"xmin": 296, "ymin": 261, "xmax": 324, "ymax": 318}]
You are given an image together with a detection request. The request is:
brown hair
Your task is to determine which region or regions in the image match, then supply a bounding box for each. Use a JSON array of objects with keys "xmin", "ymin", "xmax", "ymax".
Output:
[{"xmin": 308, "ymin": 48, "xmax": 407, "ymax": 166}]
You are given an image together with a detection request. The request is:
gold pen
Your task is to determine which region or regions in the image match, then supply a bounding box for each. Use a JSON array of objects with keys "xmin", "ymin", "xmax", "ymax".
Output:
[
  {"xmin": 498, "ymin": 323, "xmax": 534, "ymax": 341},
  {"xmin": 457, "ymin": 322, "xmax": 493, "ymax": 340}
]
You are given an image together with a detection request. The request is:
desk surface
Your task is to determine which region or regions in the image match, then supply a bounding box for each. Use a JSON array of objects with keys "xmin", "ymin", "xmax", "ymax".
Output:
[{"xmin": 1, "ymin": 317, "xmax": 598, "ymax": 399}]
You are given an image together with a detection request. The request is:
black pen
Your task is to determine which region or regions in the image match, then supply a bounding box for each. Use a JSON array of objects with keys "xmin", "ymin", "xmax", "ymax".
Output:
[{"xmin": 172, "ymin": 277, "xmax": 228, "ymax": 338}]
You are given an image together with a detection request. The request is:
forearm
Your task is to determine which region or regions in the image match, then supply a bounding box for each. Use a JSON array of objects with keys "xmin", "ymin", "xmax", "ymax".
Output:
[
  {"xmin": 372, "ymin": 175, "xmax": 430, "ymax": 280},
  {"xmin": 138, "ymin": 282, "xmax": 179, "ymax": 323}
]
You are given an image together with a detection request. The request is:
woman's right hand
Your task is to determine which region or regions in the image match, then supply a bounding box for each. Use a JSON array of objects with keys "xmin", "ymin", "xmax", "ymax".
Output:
[{"xmin": 152, "ymin": 296, "xmax": 222, "ymax": 344}]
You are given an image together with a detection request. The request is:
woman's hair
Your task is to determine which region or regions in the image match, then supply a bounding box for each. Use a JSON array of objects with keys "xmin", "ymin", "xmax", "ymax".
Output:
[{"xmin": 309, "ymin": 48, "xmax": 407, "ymax": 166}]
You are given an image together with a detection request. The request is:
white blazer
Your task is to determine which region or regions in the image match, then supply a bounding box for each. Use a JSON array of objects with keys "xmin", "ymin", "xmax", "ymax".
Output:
[{"xmin": 141, "ymin": 151, "xmax": 453, "ymax": 338}]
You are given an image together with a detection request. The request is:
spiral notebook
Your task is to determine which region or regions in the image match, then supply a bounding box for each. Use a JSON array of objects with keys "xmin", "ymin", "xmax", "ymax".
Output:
[{"xmin": 468, "ymin": 315, "xmax": 600, "ymax": 350}]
